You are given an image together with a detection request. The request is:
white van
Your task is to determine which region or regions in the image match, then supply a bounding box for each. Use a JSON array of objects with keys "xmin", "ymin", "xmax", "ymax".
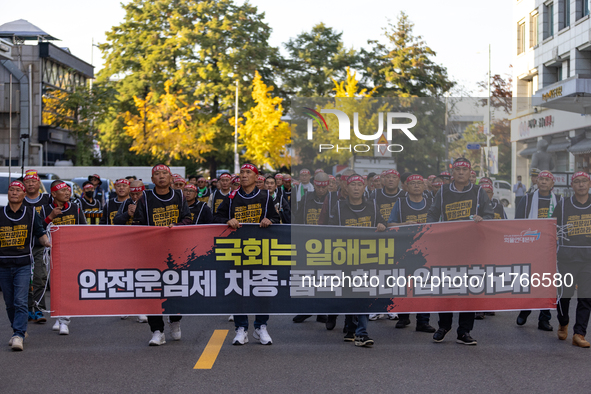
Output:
[
  {"xmin": 0, "ymin": 172, "xmax": 26, "ymax": 206},
  {"xmin": 493, "ymin": 180, "xmax": 513, "ymax": 207}
]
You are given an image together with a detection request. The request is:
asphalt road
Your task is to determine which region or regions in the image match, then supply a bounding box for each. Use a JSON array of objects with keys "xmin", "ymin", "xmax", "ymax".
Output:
[{"xmin": 0, "ymin": 291, "xmax": 589, "ymax": 394}]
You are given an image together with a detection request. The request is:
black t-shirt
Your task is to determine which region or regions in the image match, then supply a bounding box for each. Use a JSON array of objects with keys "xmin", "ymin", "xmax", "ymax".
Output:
[
  {"xmin": 328, "ymin": 199, "xmax": 386, "ymax": 227},
  {"xmin": 373, "ymin": 188, "xmax": 407, "ymax": 222},
  {"xmin": 100, "ymin": 198, "xmax": 127, "ymax": 225},
  {"xmin": 213, "ymin": 187, "xmax": 280, "ymax": 224},
  {"xmin": 188, "ymin": 201, "xmax": 213, "ymax": 224},
  {"xmin": 40, "ymin": 202, "xmax": 87, "ymax": 226},
  {"xmin": 133, "ymin": 189, "xmax": 191, "ymax": 227}
]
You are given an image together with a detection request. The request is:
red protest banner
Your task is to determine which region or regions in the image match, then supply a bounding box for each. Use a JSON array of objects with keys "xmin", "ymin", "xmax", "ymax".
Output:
[{"xmin": 49, "ymin": 220, "xmax": 557, "ymax": 317}]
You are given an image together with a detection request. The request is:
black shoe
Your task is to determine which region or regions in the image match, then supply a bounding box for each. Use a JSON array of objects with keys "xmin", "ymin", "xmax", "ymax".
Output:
[
  {"xmin": 433, "ymin": 328, "xmax": 449, "ymax": 342},
  {"xmin": 456, "ymin": 333, "xmax": 477, "ymax": 345},
  {"xmin": 484, "ymin": 312, "xmax": 496, "ymax": 316},
  {"xmin": 316, "ymin": 315, "xmax": 328, "ymax": 323},
  {"xmin": 538, "ymin": 321, "xmax": 553, "ymax": 331},
  {"xmin": 354, "ymin": 335, "xmax": 374, "ymax": 347},
  {"xmin": 474, "ymin": 312, "xmax": 485, "ymax": 320},
  {"xmin": 395, "ymin": 318, "xmax": 411, "ymax": 328},
  {"xmin": 343, "ymin": 332, "xmax": 355, "ymax": 342},
  {"xmin": 293, "ymin": 315, "xmax": 311, "ymax": 323},
  {"xmin": 326, "ymin": 315, "xmax": 337, "ymax": 331},
  {"xmin": 416, "ymin": 323, "xmax": 436, "ymax": 333},
  {"xmin": 516, "ymin": 312, "xmax": 528, "ymax": 326}
]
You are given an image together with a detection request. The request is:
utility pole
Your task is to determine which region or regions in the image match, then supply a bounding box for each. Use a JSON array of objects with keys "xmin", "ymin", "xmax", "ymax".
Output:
[
  {"xmin": 234, "ymin": 80, "xmax": 240, "ymax": 174},
  {"xmin": 486, "ymin": 43, "xmax": 492, "ymax": 177}
]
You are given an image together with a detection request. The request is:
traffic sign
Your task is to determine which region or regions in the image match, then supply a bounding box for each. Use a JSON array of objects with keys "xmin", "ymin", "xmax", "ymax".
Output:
[{"xmin": 466, "ymin": 143, "xmax": 481, "ymax": 150}]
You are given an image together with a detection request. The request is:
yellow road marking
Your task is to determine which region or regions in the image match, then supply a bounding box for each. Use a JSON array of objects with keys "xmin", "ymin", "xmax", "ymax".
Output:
[{"xmin": 194, "ymin": 329, "xmax": 229, "ymax": 369}]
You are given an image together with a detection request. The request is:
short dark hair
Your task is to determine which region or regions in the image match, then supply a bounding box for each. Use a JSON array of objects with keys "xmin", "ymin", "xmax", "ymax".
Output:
[
  {"xmin": 51, "ymin": 180, "xmax": 64, "ymax": 188},
  {"xmin": 367, "ymin": 172, "xmax": 376, "ymax": 181},
  {"xmin": 454, "ymin": 157, "xmax": 471, "ymax": 166},
  {"xmin": 126, "ymin": 175, "xmax": 137, "ymax": 181},
  {"xmin": 188, "ymin": 175, "xmax": 198, "ymax": 182},
  {"xmin": 400, "ymin": 172, "xmax": 412, "ymax": 184}
]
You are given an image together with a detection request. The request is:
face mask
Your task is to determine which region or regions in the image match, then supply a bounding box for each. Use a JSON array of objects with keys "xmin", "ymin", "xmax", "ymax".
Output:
[{"xmin": 85, "ymin": 191, "xmax": 94, "ymax": 199}]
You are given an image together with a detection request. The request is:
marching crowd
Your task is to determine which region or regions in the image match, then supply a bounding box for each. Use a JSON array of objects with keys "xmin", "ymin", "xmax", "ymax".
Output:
[{"xmin": 1, "ymin": 159, "xmax": 590, "ymax": 351}]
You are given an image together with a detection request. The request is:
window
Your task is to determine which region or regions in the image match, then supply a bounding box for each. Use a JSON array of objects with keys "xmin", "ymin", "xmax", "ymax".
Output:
[
  {"xmin": 544, "ymin": 3, "xmax": 554, "ymax": 39},
  {"xmin": 531, "ymin": 12, "xmax": 539, "ymax": 47},
  {"xmin": 518, "ymin": 20, "xmax": 526, "ymax": 54},
  {"xmin": 577, "ymin": 0, "xmax": 589, "ymax": 19},
  {"xmin": 560, "ymin": 0, "xmax": 570, "ymax": 29}
]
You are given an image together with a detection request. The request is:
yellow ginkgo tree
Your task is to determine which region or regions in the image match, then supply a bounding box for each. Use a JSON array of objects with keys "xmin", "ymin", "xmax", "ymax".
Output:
[
  {"xmin": 124, "ymin": 80, "xmax": 219, "ymax": 163},
  {"xmin": 233, "ymin": 71, "xmax": 291, "ymax": 169}
]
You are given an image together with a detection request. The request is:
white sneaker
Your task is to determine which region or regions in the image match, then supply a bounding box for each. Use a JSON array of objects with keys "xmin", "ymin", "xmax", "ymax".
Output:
[
  {"xmin": 228, "ymin": 315, "xmax": 234, "ymax": 322},
  {"xmin": 253, "ymin": 325, "xmax": 273, "ymax": 345},
  {"xmin": 59, "ymin": 323, "xmax": 69, "ymax": 335},
  {"xmin": 137, "ymin": 315, "xmax": 148, "ymax": 323},
  {"xmin": 10, "ymin": 336, "xmax": 23, "ymax": 351},
  {"xmin": 169, "ymin": 320, "xmax": 181, "ymax": 341},
  {"xmin": 52, "ymin": 320, "xmax": 60, "ymax": 331},
  {"xmin": 8, "ymin": 332, "xmax": 27, "ymax": 346},
  {"xmin": 232, "ymin": 327, "xmax": 248, "ymax": 345},
  {"xmin": 369, "ymin": 314, "xmax": 384, "ymax": 321},
  {"xmin": 149, "ymin": 330, "xmax": 166, "ymax": 346},
  {"xmin": 388, "ymin": 313, "xmax": 398, "ymax": 320}
]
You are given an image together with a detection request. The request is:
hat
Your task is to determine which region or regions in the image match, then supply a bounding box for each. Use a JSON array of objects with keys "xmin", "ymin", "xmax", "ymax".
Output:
[
  {"xmin": 88, "ymin": 174, "xmax": 102, "ymax": 184},
  {"xmin": 530, "ymin": 168, "xmax": 541, "ymax": 177}
]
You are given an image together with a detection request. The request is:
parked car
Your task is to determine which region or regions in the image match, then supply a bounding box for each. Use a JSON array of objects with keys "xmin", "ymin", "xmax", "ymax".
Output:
[
  {"xmin": 0, "ymin": 172, "xmax": 25, "ymax": 206},
  {"xmin": 41, "ymin": 179, "xmax": 82, "ymax": 201},
  {"xmin": 493, "ymin": 180, "xmax": 513, "ymax": 207}
]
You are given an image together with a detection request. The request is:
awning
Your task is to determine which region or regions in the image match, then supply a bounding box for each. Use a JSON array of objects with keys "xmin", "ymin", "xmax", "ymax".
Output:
[
  {"xmin": 568, "ymin": 138, "xmax": 591, "ymax": 155},
  {"xmin": 547, "ymin": 139, "xmax": 571, "ymax": 153},
  {"xmin": 519, "ymin": 145, "xmax": 538, "ymax": 157}
]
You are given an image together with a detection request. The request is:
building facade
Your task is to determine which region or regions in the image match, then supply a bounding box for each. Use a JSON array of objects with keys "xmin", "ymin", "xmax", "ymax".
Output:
[
  {"xmin": 512, "ymin": 0, "xmax": 591, "ymax": 196},
  {"xmin": 0, "ymin": 20, "xmax": 93, "ymax": 168}
]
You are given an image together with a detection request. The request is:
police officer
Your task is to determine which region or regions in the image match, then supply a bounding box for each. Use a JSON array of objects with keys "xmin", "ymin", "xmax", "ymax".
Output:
[{"xmin": 427, "ymin": 158, "xmax": 494, "ymax": 345}]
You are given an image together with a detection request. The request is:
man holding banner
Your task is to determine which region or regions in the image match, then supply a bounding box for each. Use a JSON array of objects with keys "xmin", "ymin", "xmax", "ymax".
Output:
[
  {"xmin": 329, "ymin": 174, "xmax": 387, "ymax": 347},
  {"xmin": 213, "ymin": 163, "xmax": 280, "ymax": 346},
  {"xmin": 553, "ymin": 171, "xmax": 591, "ymax": 348},
  {"xmin": 427, "ymin": 158, "xmax": 493, "ymax": 345},
  {"xmin": 0, "ymin": 180, "xmax": 51, "ymax": 351},
  {"xmin": 514, "ymin": 171, "xmax": 560, "ymax": 331},
  {"xmin": 132, "ymin": 164, "xmax": 192, "ymax": 346}
]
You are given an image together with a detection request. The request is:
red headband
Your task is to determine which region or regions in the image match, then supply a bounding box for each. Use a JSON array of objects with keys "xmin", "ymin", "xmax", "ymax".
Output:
[
  {"xmin": 328, "ymin": 175, "xmax": 336, "ymax": 181},
  {"xmin": 481, "ymin": 183, "xmax": 493, "ymax": 191},
  {"xmin": 440, "ymin": 172, "xmax": 451, "ymax": 177},
  {"xmin": 275, "ymin": 174, "xmax": 284, "ymax": 179},
  {"xmin": 184, "ymin": 184, "xmax": 198, "ymax": 192},
  {"xmin": 219, "ymin": 173, "xmax": 232, "ymax": 180},
  {"xmin": 452, "ymin": 161, "xmax": 471, "ymax": 169},
  {"xmin": 479, "ymin": 178, "xmax": 492, "ymax": 185},
  {"xmin": 314, "ymin": 180, "xmax": 329, "ymax": 187},
  {"xmin": 211, "ymin": 178, "xmax": 217, "ymax": 182},
  {"xmin": 232, "ymin": 176, "xmax": 240, "ymax": 184},
  {"xmin": 538, "ymin": 171, "xmax": 555, "ymax": 181},
  {"xmin": 115, "ymin": 179, "xmax": 130, "ymax": 186},
  {"xmin": 91, "ymin": 174, "xmax": 101, "ymax": 180},
  {"xmin": 428, "ymin": 175, "xmax": 436, "ymax": 180},
  {"xmin": 173, "ymin": 176, "xmax": 186, "ymax": 184},
  {"xmin": 51, "ymin": 182, "xmax": 69, "ymax": 193},
  {"xmin": 347, "ymin": 175, "xmax": 365, "ymax": 185},
  {"xmin": 152, "ymin": 165, "xmax": 171, "ymax": 175},
  {"xmin": 572, "ymin": 172, "xmax": 591, "ymax": 183},
  {"xmin": 470, "ymin": 170, "xmax": 477, "ymax": 176},
  {"xmin": 24, "ymin": 173, "xmax": 40, "ymax": 181},
  {"xmin": 257, "ymin": 175, "xmax": 265, "ymax": 181},
  {"xmin": 382, "ymin": 169, "xmax": 400, "ymax": 177},
  {"xmin": 283, "ymin": 175, "xmax": 292, "ymax": 181},
  {"xmin": 406, "ymin": 174, "xmax": 424, "ymax": 183},
  {"xmin": 25, "ymin": 169, "xmax": 37, "ymax": 174},
  {"xmin": 432, "ymin": 181, "xmax": 443, "ymax": 187},
  {"xmin": 241, "ymin": 164, "xmax": 258, "ymax": 174},
  {"xmin": 83, "ymin": 184, "xmax": 94, "ymax": 191},
  {"xmin": 314, "ymin": 169, "xmax": 324, "ymax": 174},
  {"xmin": 130, "ymin": 185, "xmax": 145, "ymax": 192},
  {"xmin": 300, "ymin": 169, "xmax": 310, "ymax": 175},
  {"xmin": 374, "ymin": 175, "xmax": 381, "ymax": 180},
  {"xmin": 9, "ymin": 181, "xmax": 25, "ymax": 192}
]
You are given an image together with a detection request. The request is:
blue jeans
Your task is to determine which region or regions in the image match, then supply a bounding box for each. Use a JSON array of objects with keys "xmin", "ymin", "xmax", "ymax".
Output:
[
  {"xmin": 0, "ymin": 265, "xmax": 30, "ymax": 338},
  {"xmin": 234, "ymin": 315, "xmax": 269, "ymax": 330},
  {"xmin": 345, "ymin": 315, "xmax": 369, "ymax": 336}
]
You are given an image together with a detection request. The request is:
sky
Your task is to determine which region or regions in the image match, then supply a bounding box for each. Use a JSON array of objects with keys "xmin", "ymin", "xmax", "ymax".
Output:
[{"xmin": 1, "ymin": 0, "xmax": 514, "ymax": 94}]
